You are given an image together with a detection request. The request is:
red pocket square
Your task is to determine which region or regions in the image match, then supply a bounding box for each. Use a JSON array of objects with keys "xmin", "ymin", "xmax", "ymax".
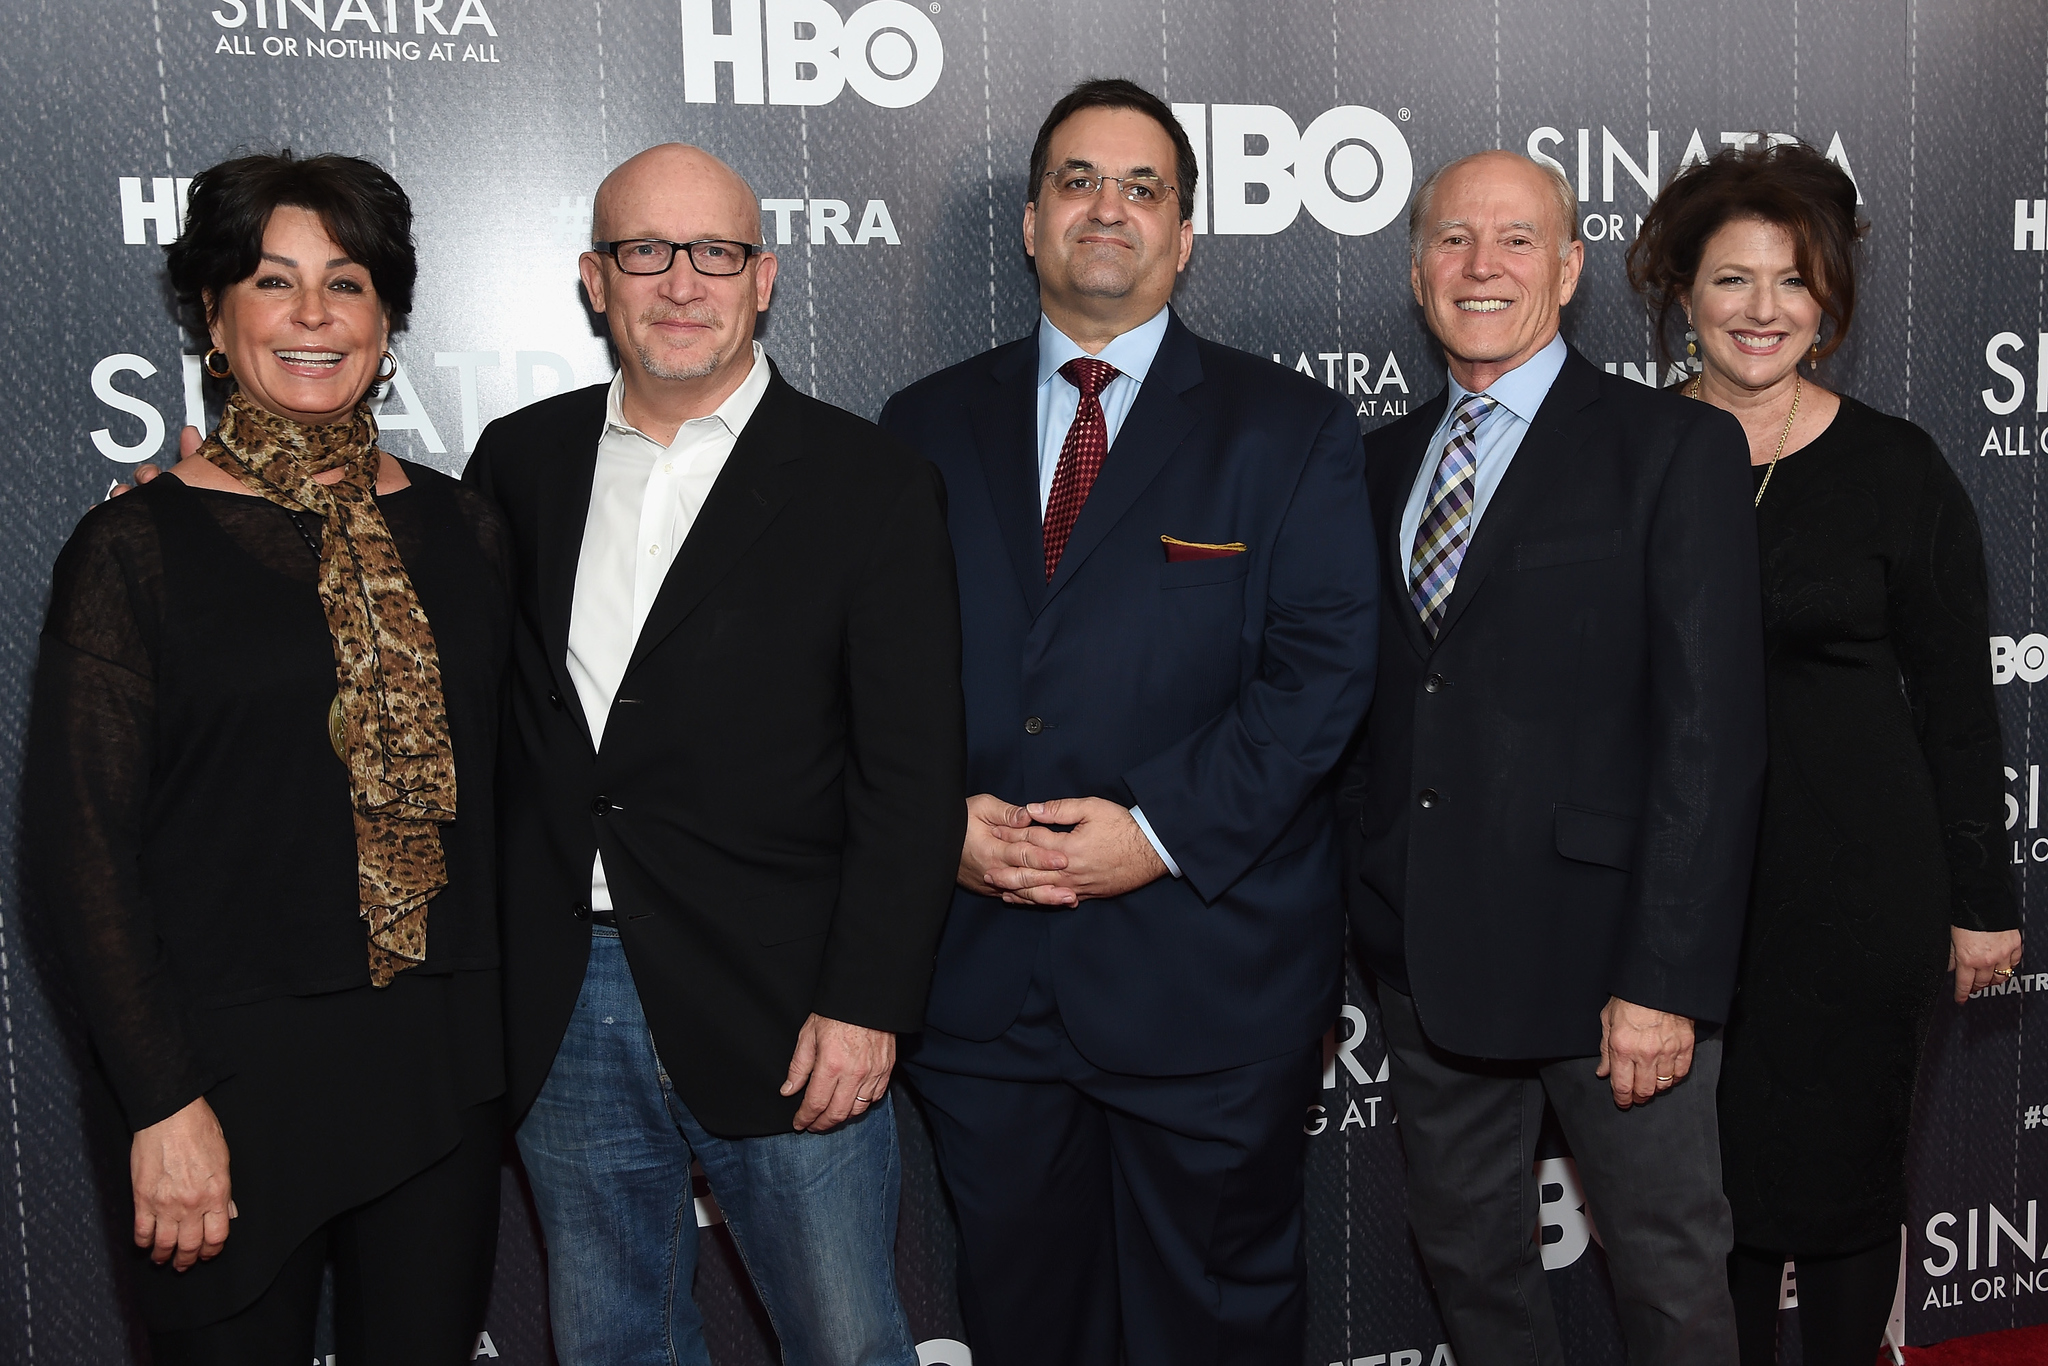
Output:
[{"xmin": 1161, "ymin": 536, "xmax": 1249, "ymax": 562}]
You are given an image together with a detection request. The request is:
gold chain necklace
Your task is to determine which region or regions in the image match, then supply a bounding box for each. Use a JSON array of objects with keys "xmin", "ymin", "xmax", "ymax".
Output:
[{"xmin": 1688, "ymin": 372, "xmax": 1802, "ymax": 507}]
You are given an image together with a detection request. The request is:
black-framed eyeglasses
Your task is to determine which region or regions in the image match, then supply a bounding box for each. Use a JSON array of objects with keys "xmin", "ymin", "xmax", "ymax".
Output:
[
  {"xmin": 591, "ymin": 238, "xmax": 763, "ymax": 277},
  {"xmin": 1040, "ymin": 168, "xmax": 1180, "ymax": 208}
]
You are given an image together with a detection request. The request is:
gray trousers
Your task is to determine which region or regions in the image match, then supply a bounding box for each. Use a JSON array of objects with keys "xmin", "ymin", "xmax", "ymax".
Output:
[{"xmin": 1378, "ymin": 987, "xmax": 1738, "ymax": 1366}]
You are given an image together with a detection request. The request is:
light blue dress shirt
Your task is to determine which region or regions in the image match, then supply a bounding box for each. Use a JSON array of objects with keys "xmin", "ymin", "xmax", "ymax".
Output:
[
  {"xmin": 1034, "ymin": 304, "xmax": 1181, "ymax": 877},
  {"xmin": 1397, "ymin": 332, "xmax": 1569, "ymax": 588},
  {"xmin": 1035, "ymin": 305, "xmax": 1171, "ymax": 511}
]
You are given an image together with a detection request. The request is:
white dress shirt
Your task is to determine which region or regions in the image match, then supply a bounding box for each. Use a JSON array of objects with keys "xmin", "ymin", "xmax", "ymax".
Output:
[
  {"xmin": 569, "ymin": 341, "xmax": 772, "ymax": 911},
  {"xmin": 1033, "ymin": 306, "xmax": 1181, "ymax": 877},
  {"xmin": 1397, "ymin": 333, "xmax": 1569, "ymax": 585}
]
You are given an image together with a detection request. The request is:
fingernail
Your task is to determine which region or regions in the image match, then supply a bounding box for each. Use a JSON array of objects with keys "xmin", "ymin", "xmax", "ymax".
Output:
[{"xmin": 1027, "ymin": 803, "xmax": 1045, "ymax": 815}]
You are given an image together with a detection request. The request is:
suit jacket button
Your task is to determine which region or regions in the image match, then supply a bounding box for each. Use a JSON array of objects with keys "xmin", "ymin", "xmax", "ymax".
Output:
[
  {"xmin": 1424, "ymin": 674, "xmax": 1444, "ymax": 694},
  {"xmin": 1417, "ymin": 788, "xmax": 1438, "ymax": 809},
  {"xmin": 572, "ymin": 902, "xmax": 590, "ymax": 920},
  {"xmin": 548, "ymin": 690, "xmax": 564, "ymax": 710},
  {"xmin": 592, "ymin": 796, "xmax": 612, "ymax": 815},
  {"xmin": 1024, "ymin": 716, "xmax": 1044, "ymax": 735}
]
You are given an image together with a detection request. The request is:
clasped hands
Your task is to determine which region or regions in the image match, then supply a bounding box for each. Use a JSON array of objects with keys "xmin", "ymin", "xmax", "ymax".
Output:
[{"xmin": 958, "ymin": 793, "xmax": 1168, "ymax": 907}]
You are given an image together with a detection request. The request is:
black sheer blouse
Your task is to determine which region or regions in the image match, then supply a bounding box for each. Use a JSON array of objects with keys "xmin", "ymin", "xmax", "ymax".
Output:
[
  {"xmin": 27, "ymin": 464, "xmax": 512, "ymax": 1128},
  {"xmin": 26, "ymin": 462, "xmax": 514, "ymax": 1326}
]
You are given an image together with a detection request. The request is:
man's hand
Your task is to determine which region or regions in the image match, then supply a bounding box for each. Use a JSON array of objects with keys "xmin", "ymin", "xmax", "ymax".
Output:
[
  {"xmin": 780, "ymin": 1013, "xmax": 896, "ymax": 1133},
  {"xmin": 131, "ymin": 1095, "xmax": 236, "ymax": 1271},
  {"xmin": 958, "ymin": 794, "xmax": 1050, "ymax": 897},
  {"xmin": 1952, "ymin": 926, "xmax": 2025, "ymax": 1003},
  {"xmin": 111, "ymin": 425, "xmax": 200, "ymax": 497},
  {"xmin": 988, "ymin": 797, "xmax": 1168, "ymax": 907},
  {"xmin": 1596, "ymin": 997, "xmax": 1695, "ymax": 1110}
]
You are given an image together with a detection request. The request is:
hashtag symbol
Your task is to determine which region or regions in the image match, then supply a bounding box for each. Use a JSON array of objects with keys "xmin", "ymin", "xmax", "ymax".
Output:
[
  {"xmin": 550, "ymin": 195, "xmax": 591, "ymax": 246},
  {"xmin": 2027, "ymin": 1106, "xmax": 2043, "ymax": 1130}
]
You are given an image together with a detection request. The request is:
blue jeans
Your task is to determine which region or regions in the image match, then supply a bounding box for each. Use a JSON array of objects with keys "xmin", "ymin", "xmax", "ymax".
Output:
[{"xmin": 515, "ymin": 928, "xmax": 917, "ymax": 1366}]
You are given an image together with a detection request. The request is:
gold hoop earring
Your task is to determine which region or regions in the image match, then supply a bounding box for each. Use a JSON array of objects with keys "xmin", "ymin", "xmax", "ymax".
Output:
[
  {"xmin": 375, "ymin": 350, "xmax": 398, "ymax": 384},
  {"xmin": 202, "ymin": 347, "xmax": 232, "ymax": 380}
]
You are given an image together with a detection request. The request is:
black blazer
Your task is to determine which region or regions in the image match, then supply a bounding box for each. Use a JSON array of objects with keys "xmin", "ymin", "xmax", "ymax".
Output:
[
  {"xmin": 1340, "ymin": 348, "xmax": 1767, "ymax": 1059},
  {"xmin": 465, "ymin": 364, "xmax": 967, "ymax": 1136}
]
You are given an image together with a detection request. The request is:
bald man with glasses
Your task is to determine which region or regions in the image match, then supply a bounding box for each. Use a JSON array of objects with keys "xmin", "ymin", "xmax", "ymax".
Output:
[{"xmin": 466, "ymin": 142, "xmax": 964, "ymax": 1366}]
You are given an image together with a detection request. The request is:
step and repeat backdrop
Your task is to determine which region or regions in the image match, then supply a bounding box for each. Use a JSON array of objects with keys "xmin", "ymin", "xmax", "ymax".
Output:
[{"xmin": 3, "ymin": 0, "xmax": 2047, "ymax": 1361}]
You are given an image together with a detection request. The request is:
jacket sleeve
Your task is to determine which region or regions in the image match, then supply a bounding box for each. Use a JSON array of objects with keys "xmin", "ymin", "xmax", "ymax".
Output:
[
  {"xmin": 1610, "ymin": 403, "xmax": 1767, "ymax": 1022},
  {"xmin": 809, "ymin": 460, "xmax": 969, "ymax": 1030},
  {"xmin": 461, "ymin": 423, "xmax": 502, "ymax": 500},
  {"xmin": 1122, "ymin": 399, "xmax": 1380, "ymax": 902}
]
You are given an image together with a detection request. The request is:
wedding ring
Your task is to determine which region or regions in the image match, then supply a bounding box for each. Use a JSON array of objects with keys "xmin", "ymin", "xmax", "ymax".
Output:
[
  {"xmin": 1996, "ymin": 967, "xmax": 2016, "ymax": 977},
  {"xmin": 1655, "ymin": 1075, "xmax": 1674, "ymax": 1083}
]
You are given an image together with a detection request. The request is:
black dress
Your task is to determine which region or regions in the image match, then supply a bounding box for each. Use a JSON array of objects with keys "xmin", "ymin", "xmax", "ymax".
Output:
[
  {"xmin": 24, "ymin": 463, "xmax": 512, "ymax": 1329},
  {"xmin": 1718, "ymin": 395, "xmax": 2019, "ymax": 1257}
]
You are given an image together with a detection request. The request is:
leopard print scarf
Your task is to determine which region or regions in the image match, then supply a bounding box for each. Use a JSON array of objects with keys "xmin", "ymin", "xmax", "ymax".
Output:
[{"xmin": 203, "ymin": 387, "xmax": 456, "ymax": 986}]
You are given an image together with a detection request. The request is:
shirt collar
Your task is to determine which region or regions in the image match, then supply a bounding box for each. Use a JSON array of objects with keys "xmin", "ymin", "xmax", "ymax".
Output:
[
  {"xmin": 1445, "ymin": 332, "xmax": 1568, "ymax": 424},
  {"xmin": 1036, "ymin": 305, "xmax": 1172, "ymax": 390},
  {"xmin": 604, "ymin": 341, "xmax": 772, "ymax": 445}
]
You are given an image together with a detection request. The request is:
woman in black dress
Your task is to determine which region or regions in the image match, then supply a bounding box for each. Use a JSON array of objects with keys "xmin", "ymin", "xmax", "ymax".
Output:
[
  {"xmin": 1628, "ymin": 140, "xmax": 2023, "ymax": 1366},
  {"xmin": 25, "ymin": 152, "xmax": 510, "ymax": 1362}
]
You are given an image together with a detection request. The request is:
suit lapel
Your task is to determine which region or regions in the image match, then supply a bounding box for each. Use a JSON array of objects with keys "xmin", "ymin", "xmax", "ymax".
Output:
[
  {"xmin": 623, "ymin": 364, "xmax": 808, "ymax": 677},
  {"xmin": 966, "ymin": 332, "xmax": 1048, "ymax": 616},
  {"xmin": 1379, "ymin": 389, "xmax": 1448, "ymax": 660},
  {"xmin": 1043, "ymin": 312, "xmax": 1202, "ymax": 603},
  {"xmin": 536, "ymin": 388, "xmax": 606, "ymax": 741},
  {"xmin": 1431, "ymin": 348, "xmax": 1602, "ymax": 643}
]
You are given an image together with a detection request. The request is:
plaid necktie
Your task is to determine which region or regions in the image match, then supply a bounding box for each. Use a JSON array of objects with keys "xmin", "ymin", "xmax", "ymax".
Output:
[
  {"xmin": 1408, "ymin": 392, "xmax": 1499, "ymax": 639},
  {"xmin": 1044, "ymin": 357, "xmax": 1120, "ymax": 580}
]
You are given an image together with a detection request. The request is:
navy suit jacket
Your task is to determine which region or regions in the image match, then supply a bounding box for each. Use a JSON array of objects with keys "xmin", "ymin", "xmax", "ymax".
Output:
[{"xmin": 880, "ymin": 311, "xmax": 1379, "ymax": 1076}]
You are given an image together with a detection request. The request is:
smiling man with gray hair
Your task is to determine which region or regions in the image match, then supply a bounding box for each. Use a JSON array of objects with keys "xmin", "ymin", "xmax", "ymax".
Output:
[{"xmin": 1338, "ymin": 149, "xmax": 1766, "ymax": 1365}]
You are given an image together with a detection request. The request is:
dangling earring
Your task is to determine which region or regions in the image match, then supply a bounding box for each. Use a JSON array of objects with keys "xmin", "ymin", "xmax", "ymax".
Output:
[
  {"xmin": 1684, "ymin": 321, "xmax": 1702, "ymax": 373},
  {"xmin": 202, "ymin": 347, "xmax": 232, "ymax": 380},
  {"xmin": 375, "ymin": 351, "xmax": 399, "ymax": 384},
  {"xmin": 1809, "ymin": 334, "xmax": 1822, "ymax": 370}
]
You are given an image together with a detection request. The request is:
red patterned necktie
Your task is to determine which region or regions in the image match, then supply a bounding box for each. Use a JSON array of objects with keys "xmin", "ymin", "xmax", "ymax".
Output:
[{"xmin": 1044, "ymin": 357, "xmax": 1120, "ymax": 580}]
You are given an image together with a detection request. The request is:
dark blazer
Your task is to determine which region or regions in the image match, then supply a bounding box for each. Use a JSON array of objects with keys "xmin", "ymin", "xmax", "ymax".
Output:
[
  {"xmin": 879, "ymin": 312, "xmax": 1379, "ymax": 1075},
  {"xmin": 1340, "ymin": 347, "xmax": 1766, "ymax": 1060},
  {"xmin": 465, "ymin": 364, "xmax": 967, "ymax": 1136}
]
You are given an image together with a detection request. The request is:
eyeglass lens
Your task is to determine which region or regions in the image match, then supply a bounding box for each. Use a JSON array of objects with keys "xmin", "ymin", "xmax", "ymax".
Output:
[
  {"xmin": 1048, "ymin": 173, "xmax": 1172, "ymax": 205},
  {"xmin": 612, "ymin": 240, "xmax": 752, "ymax": 276}
]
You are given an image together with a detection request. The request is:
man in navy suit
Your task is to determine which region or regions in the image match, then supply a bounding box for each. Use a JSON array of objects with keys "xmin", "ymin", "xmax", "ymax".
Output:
[{"xmin": 880, "ymin": 78, "xmax": 1378, "ymax": 1365}]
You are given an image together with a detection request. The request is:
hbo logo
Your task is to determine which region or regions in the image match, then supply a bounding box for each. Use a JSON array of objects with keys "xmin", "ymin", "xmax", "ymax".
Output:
[
  {"xmin": 682, "ymin": 0, "xmax": 943, "ymax": 108},
  {"xmin": 1174, "ymin": 103, "xmax": 1413, "ymax": 238},
  {"xmin": 1992, "ymin": 634, "xmax": 2048, "ymax": 685}
]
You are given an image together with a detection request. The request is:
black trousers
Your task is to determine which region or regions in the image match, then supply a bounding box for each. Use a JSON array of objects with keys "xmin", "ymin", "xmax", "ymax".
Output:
[
  {"xmin": 905, "ymin": 930, "xmax": 1319, "ymax": 1366},
  {"xmin": 150, "ymin": 1100, "xmax": 502, "ymax": 1366},
  {"xmin": 1378, "ymin": 987, "xmax": 1738, "ymax": 1366},
  {"xmin": 1729, "ymin": 1238, "xmax": 1902, "ymax": 1366}
]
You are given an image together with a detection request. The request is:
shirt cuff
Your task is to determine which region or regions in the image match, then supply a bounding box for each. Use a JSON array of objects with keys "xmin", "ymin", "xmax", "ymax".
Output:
[{"xmin": 1128, "ymin": 806, "xmax": 1182, "ymax": 879}]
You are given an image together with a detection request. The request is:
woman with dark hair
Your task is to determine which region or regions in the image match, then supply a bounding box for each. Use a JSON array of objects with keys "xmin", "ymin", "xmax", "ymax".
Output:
[
  {"xmin": 25, "ymin": 151, "xmax": 510, "ymax": 1362},
  {"xmin": 1629, "ymin": 140, "xmax": 2021, "ymax": 1366}
]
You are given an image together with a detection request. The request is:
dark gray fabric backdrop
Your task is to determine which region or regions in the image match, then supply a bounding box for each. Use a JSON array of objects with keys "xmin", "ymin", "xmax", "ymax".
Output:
[{"xmin": 2, "ymin": 1, "xmax": 2045, "ymax": 1361}]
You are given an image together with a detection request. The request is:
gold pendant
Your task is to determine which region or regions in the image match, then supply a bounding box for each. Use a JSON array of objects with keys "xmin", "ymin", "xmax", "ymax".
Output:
[{"xmin": 328, "ymin": 693, "xmax": 348, "ymax": 762}]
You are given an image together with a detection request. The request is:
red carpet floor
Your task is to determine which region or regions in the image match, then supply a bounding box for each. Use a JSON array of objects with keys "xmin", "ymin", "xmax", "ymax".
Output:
[{"xmin": 1896, "ymin": 1323, "xmax": 2048, "ymax": 1364}]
